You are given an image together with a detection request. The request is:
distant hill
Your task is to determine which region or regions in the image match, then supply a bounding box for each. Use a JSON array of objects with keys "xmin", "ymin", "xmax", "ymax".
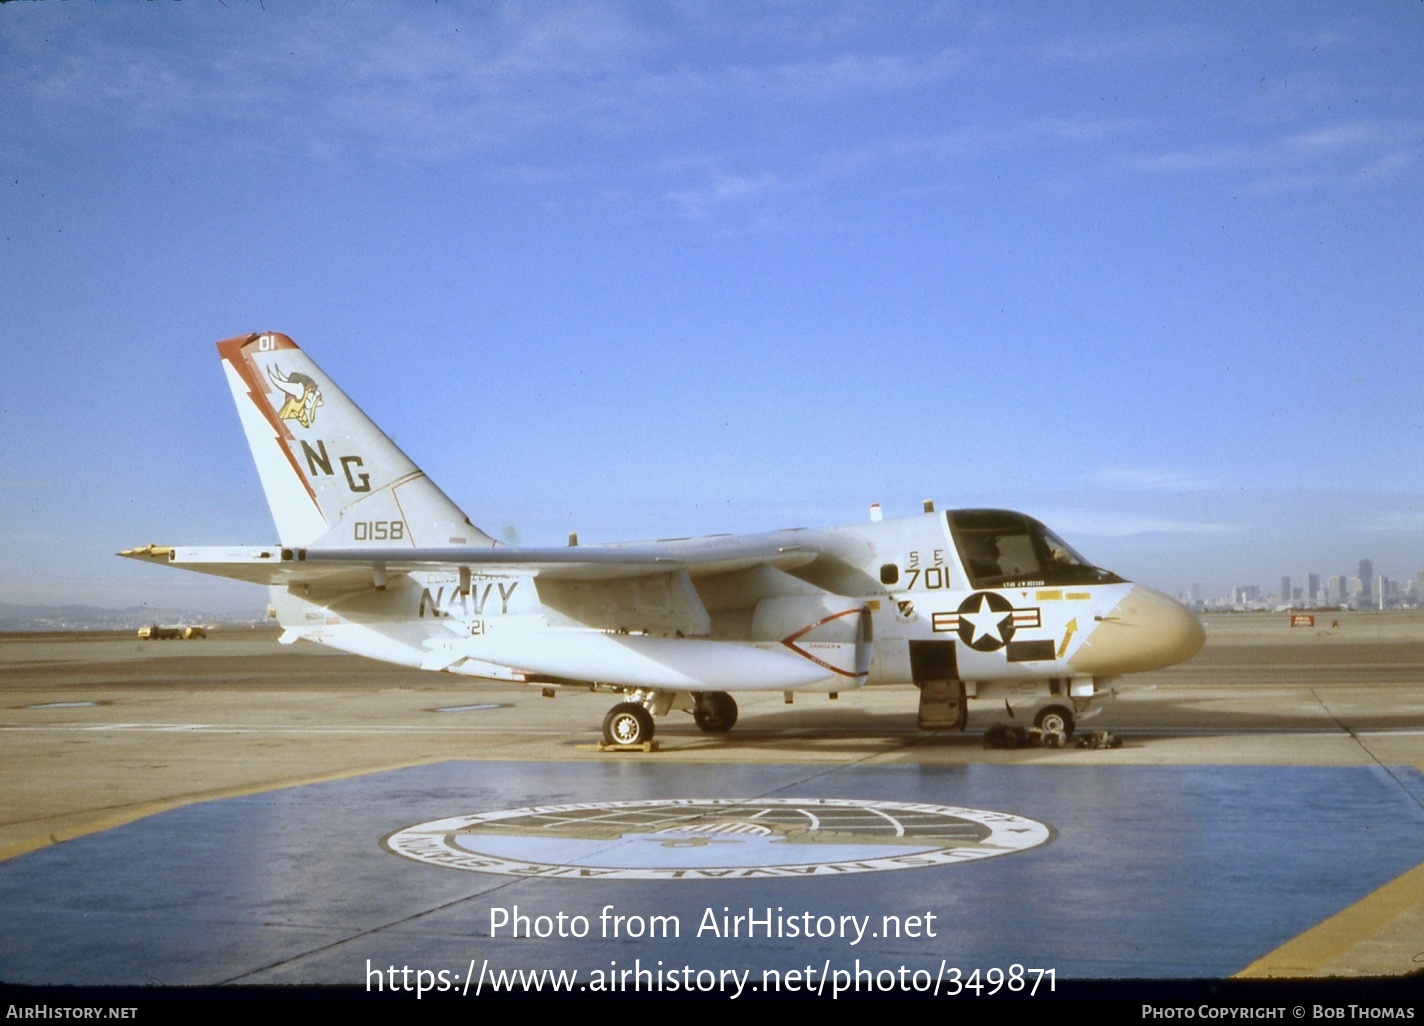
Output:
[{"xmin": 0, "ymin": 601, "xmax": 266, "ymax": 632}]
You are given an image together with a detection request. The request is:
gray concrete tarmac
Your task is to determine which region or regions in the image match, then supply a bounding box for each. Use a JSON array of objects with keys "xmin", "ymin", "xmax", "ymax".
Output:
[{"xmin": 2, "ymin": 614, "xmax": 1424, "ymax": 987}]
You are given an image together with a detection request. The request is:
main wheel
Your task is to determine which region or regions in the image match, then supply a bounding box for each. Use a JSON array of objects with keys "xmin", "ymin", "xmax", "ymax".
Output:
[
  {"xmin": 602, "ymin": 702, "xmax": 655, "ymax": 746},
  {"xmin": 1034, "ymin": 704, "xmax": 1075, "ymax": 737},
  {"xmin": 692, "ymin": 691, "xmax": 738, "ymax": 733}
]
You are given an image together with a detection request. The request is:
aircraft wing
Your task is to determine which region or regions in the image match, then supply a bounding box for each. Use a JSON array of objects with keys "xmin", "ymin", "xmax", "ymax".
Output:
[
  {"xmin": 306, "ymin": 532, "xmax": 819, "ymax": 580},
  {"xmin": 119, "ymin": 534, "xmax": 818, "ymax": 586}
]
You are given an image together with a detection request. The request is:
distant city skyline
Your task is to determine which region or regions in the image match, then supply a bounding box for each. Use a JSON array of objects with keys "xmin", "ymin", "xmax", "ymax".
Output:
[{"xmin": 1189, "ymin": 557, "xmax": 1424, "ymax": 611}]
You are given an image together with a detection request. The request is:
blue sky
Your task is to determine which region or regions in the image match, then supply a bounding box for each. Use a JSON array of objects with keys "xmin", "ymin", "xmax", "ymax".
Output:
[{"xmin": 2, "ymin": 1, "xmax": 1422, "ymax": 612}]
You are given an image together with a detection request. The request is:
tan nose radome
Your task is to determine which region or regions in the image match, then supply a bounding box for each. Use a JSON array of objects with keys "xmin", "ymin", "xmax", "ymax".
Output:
[{"xmin": 1068, "ymin": 586, "xmax": 1205, "ymax": 675}]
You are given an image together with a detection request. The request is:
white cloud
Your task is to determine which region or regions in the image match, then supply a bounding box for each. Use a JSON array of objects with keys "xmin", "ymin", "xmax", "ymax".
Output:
[
  {"xmin": 1025, "ymin": 26, "xmax": 1210, "ymax": 67},
  {"xmin": 1090, "ymin": 467, "xmax": 1215, "ymax": 492},
  {"xmin": 1040, "ymin": 508, "xmax": 1236, "ymax": 538},
  {"xmin": 1282, "ymin": 120, "xmax": 1385, "ymax": 154},
  {"xmin": 1360, "ymin": 511, "xmax": 1424, "ymax": 533},
  {"xmin": 667, "ymin": 169, "xmax": 786, "ymax": 220}
]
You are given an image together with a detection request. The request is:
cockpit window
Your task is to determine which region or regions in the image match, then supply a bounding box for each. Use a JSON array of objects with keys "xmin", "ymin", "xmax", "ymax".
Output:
[{"xmin": 946, "ymin": 509, "xmax": 1123, "ymax": 588}]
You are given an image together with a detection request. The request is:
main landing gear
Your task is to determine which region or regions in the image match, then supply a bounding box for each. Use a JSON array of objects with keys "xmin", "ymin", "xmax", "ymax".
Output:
[
  {"xmin": 692, "ymin": 691, "xmax": 738, "ymax": 733},
  {"xmin": 602, "ymin": 702, "xmax": 654, "ymax": 746},
  {"xmin": 598, "ymin": 690, "xmax": 740, "ymax": 746}
]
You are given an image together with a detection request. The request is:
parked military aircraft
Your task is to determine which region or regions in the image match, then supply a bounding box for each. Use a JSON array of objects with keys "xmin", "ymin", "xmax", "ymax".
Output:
[{"xmin": 123, "ymin": 333, "xmax": 1204, "ymax": 746}]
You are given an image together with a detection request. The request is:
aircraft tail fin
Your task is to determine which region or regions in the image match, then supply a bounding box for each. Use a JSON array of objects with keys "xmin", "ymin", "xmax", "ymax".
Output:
[{"xmin": 216, "ymin": 332, "xmax": 497, "ymax": 550}]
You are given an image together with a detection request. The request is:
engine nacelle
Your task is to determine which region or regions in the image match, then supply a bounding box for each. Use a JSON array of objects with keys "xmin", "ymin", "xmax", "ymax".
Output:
[{"xmin": 752, "ymin": 594, "xmax": 871, "ymax": 687}]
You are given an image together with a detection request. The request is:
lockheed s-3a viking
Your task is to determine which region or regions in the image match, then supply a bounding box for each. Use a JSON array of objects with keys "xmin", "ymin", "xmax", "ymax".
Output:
[{"xmin": 123, "ymin": 333, "xmax": 1205, "ymax": 746}]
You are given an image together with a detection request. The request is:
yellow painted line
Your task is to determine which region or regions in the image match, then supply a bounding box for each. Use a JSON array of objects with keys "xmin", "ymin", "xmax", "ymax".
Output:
[
  {"xmin": 1234, "ymin": 858, "xmax": 1424, "ymax": 978},
  {"xmin": 0, "ymin": 757, "xmax": 461, "ymax": 865}
]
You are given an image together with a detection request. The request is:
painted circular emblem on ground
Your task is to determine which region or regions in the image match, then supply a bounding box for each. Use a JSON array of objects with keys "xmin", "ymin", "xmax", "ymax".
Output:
[{"xmin": 383, "ymin": 798, "xmax": 1052, "ymax": 879}]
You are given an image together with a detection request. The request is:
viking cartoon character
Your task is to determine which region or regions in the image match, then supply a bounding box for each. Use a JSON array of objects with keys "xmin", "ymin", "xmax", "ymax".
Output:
[{"xmin": 267, "ymin": 364, "xmax": 323, "ymax": 428}]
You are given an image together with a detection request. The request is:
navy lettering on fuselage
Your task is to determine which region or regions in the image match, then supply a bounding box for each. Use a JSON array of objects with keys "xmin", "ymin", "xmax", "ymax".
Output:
[{"xmin": 419, "ymin": 581, "xmax": 520, "ymax": 618}]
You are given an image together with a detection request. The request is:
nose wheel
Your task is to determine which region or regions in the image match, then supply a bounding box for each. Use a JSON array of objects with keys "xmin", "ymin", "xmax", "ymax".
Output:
[
  {"xmin": 1034, "ymin": 704, "xmax": 1076, "ymax": 738},
  {"xmin": 602, "ymin": 702, "xmax": 655, "ymax": 746}
]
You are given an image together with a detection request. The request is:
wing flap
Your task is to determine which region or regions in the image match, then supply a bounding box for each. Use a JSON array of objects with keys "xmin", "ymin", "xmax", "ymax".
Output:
[{"xmin": 536, "ymin": 569, "xmax": 712, "ymax": 635}]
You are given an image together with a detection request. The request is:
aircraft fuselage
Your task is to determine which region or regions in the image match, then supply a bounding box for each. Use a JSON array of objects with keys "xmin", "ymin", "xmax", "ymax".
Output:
[{"xmin": 124, "ymin": 332, "xmax": 1206, "ymax": 746}]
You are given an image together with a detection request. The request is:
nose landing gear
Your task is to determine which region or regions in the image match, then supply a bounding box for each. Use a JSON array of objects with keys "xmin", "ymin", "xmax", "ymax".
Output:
[{"xmin": 1033, "ymin": 704, "xmax": 1076, "ymax": 738}]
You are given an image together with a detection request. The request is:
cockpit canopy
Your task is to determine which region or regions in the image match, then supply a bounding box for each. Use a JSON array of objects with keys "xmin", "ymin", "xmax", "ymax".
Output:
[{"xmin": 946, "ymin": 509, "xmax": 1124, "ymax": 589}]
